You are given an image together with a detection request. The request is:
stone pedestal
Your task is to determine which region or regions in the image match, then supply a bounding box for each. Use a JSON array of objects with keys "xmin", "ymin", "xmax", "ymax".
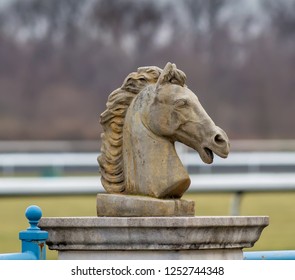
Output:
[
  {"xmin": 39, "ymin": 216, "xmax": 269, "ymax": 260},
  {"xmin": 96, "ymin": 194, "xmax": 195, "ymax": 217}
]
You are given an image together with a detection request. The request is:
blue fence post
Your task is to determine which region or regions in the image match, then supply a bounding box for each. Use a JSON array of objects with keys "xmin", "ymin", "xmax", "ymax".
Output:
[{"xmin": 19, "ymin": 205, "xmax": 48, "ymax": 260}]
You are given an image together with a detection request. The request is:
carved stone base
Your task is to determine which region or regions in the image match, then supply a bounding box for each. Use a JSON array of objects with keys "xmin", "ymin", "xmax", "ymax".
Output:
[
  {"xmin": 39, "ymin": 216, "xmax": 269, "ymax": 260},
  {"xmin": 96, "ymin": 193, "xmax": 195, "ymax": 217}
]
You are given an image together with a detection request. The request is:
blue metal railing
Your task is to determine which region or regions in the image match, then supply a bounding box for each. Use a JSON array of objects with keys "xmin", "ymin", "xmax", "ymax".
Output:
[
  {"xmin": 0, "ymin": 205, "xmax": 48, "ymax": 260},
  {"xmin": 244, "ymin": 250, "xmax": 295, "ymax": 260}
]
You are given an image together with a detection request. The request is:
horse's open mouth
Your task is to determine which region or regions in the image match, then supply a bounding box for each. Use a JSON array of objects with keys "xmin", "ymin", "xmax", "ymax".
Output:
[
  {"xmin": 201, "ymin": 147, "xmax": 214, "ymax": 164},
  {"xmin": 199, "ymin": 145, "xmax": 229, "ymax": 164}
]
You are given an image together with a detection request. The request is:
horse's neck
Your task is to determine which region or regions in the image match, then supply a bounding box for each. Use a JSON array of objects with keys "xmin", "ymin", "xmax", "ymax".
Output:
[{"xmin": 123, "ymin": 110, "xmax": 190, "ymax": 198}]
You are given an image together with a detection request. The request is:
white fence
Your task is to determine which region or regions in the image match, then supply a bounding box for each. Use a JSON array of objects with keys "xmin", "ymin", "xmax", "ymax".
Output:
[
  {"xmin": 1, "ymin": 172, "xmax": 295, "ymax": 215},
  {"xmin": 1, "ymin": 151, "xmax": 295, "ymax": 175},
  {"xmin": 1, "ymin": 151, "xmax": 295, "ymax": 215},
  {"xmin": 1, "ymin": 173, "xmax": 295, "ymax": 196}
]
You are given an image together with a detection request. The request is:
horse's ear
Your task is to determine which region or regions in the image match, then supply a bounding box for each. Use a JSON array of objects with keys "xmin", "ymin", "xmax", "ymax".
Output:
[
  {"xmin": 156, "ymin": 62, "xmax": 186, "ymax": 90},
  {"xmin": 156, "ymin": 62, "xmax": 174, "ymax": 88}
]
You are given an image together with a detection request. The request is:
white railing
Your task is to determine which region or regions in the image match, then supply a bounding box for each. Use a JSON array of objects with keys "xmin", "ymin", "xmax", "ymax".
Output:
[
  {"xmin": 1, "ymin": 173, "xmax": 295, "ymax": 215},
  {"xmin": 1, "ymin": 152, "xmax": 295, "ymax": 175},
  {"xmin": 1, "ymin": 173, "xmax": 295, "ymax": 195},
  {"xmin": 1, "ymin": 150, "xmax": 295, "ymax": 215}
]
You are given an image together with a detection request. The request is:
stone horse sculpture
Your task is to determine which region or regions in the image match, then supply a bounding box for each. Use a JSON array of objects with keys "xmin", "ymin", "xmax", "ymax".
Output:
[{"xmin": 98, "ymin": 62, "xmax": 229, "ymax": 200}]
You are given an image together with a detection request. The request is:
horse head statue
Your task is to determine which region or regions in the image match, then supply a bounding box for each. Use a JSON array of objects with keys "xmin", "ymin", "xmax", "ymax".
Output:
[{"xmin": 98, "ymin": 62, "xmax": 230, "ymax": 199}]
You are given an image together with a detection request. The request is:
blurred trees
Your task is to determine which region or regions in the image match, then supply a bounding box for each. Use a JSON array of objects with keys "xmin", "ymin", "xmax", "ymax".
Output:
[{"xmin": 0, "ymin": 0, "xmax": 294, "ymax": 140}]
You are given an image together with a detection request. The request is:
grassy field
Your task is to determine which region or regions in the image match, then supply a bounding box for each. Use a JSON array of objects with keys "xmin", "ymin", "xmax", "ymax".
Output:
[{"xmin": 0, "ymin": 192, "xmax": 295, "ymax": 260}]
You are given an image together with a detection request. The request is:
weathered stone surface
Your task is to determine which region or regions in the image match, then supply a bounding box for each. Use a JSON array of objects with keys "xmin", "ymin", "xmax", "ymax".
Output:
[
  {"xmin": 98, "ymin": 62, "xmax": 230, "ymax": 199},
  {"xmin": 96, "ymin": 193, "xmax": 195, "ymax": 217},
  {"xmin": 39, "ymin": 216, "xmax": 269, "ymax": 260}
]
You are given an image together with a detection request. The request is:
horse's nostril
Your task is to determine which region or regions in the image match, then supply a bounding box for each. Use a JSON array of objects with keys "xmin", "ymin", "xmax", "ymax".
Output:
[{"xmin": 214, "ymin": 134, "xmax": 225, "ymax": 144}]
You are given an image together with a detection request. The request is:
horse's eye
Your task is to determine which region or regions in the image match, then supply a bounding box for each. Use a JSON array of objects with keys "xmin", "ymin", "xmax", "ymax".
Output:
[
  {"xmin": 139, "ymin": 78, "xmax": 147, "ymax": 82},
  {"xmin": 174, "ymin": 99, "xmax": 187, "ymax": 107}
]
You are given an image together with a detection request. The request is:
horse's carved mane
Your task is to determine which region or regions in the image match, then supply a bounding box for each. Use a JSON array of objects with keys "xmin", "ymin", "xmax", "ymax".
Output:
[{"xmin": 98, "ymin": 66, "xmax": 162, "ymax": 193}]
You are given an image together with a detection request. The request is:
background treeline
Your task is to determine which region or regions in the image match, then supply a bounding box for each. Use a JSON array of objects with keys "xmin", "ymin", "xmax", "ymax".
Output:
[{"xmin": 0, "ymin": 0, "xmax": 294, "ymax": 140}]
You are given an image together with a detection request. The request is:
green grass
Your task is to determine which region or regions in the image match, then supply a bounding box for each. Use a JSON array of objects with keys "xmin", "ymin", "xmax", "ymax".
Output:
[
  {"xmin": 0, "ymin": 193, "xmax": 295, "ymax": 259},
  {"xmin": 0, "ymin": 195, "xmax": 97, "ymax": 260}
]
